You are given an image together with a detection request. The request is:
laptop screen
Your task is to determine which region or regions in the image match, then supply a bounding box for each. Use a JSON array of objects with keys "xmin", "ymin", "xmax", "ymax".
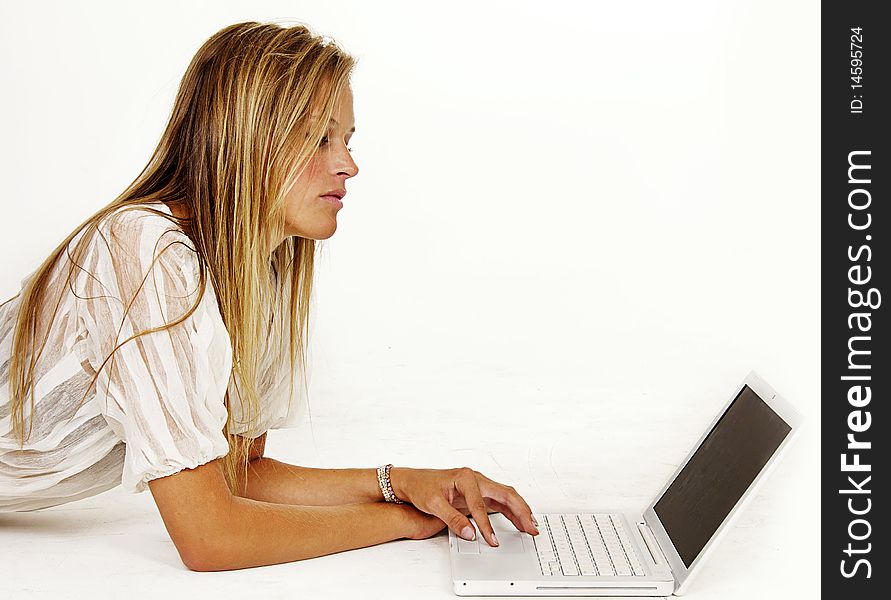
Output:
[{"xmin": 652, "ymin": 384, "xmax": 792, "ymax": 567}]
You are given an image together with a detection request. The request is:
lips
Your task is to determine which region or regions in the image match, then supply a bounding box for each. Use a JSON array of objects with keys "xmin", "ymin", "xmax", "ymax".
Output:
[
  {"xmin": 321, "ymin": 189, "xmax": 346, "ymax": 200},
  {"xmin": 319, "ymin": 194, "xmax": 344, "ymax": 208}
]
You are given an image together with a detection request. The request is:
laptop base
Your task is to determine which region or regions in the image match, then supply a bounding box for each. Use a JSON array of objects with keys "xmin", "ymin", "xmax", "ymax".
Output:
[{"xmin": 450, "ymin": 512, "xmax": 674, "ymax": 597}]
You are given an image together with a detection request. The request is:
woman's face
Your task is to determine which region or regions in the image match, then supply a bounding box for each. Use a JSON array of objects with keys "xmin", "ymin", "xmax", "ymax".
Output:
[{"xmin": 281, "ymin": 85, "xmax": 358, "ymax": 242}]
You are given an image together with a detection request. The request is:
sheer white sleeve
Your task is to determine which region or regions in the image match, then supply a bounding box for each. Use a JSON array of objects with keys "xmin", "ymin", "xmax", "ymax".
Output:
[{"xmin": 74, "ymin": 206, "xmax": 233, "ymax": 494}]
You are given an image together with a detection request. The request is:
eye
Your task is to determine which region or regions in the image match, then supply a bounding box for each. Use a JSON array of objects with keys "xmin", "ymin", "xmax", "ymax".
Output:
[{"xmin": 317, "ymin": 134, "xmax": 353, "ymax": 154}]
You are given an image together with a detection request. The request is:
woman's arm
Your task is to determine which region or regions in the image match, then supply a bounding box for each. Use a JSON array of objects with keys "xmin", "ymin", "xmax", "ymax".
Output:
[
  {"xmin": 230, "ymin": 437, "xmax": 539, "ymax": 548},
  {"xmin": 232, "ymin": 433, "xmax": 383, "ymax": 505},
  {"xmin": 234, "ymin": 457, "xmax": 384, "ymax": 505},
  {"xmin": 210, "ymin": 496, "xmax": 415, "ymax": 571},
  {"xmin": 149, "ymin": 456, "xmax": 434, "ymax": 572}
]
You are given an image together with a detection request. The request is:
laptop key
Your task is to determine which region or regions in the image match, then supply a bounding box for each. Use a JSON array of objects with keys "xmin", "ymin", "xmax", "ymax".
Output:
[
  {"xmin": 592, "ymin": 553, "xmax": 614, "ymax": 576},
  {"xmin": 615, "ymin": 563, "xmax": 633, "ymax": 577},
  {"xmin": 577, "ymin": 557, "xmax": 597, "ymax": 576},
  {"xmin": 556, "ymin": 550, "xmax": 576, "ymax": 571},
  {"xmin": 534, "ymin": 532, "xmax": 554, "ymax": 553},
  {"xmin": 613, "ymin": 517, "xmax": 645, "ymax": 576},
  {"xmin": 605, "ymin": 542, "xmax": 632, "ymax": 574}
]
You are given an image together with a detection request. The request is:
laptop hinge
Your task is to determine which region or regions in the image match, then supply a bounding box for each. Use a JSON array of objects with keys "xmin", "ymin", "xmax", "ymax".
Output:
[{"xmin": 637, "ymin": 522, "xmax": 667, "ymax": 566}]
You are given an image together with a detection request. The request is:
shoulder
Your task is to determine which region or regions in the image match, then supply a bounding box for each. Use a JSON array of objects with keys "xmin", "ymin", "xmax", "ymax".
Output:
[
  {"xmin": 87, "ymin": 203, "xmax": 199, "ymax": 275},
  {"xmin": 98, "ymin": 203, "xmax": 195, "ymax": 256},
  {"xmin": 76, "ymin": 202, "xmax": 206, "ymax": 300}
]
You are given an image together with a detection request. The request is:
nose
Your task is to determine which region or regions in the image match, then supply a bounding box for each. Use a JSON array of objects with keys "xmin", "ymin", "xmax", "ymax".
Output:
[{"xmin": 334, "ymin": 145, "xmax": 359, "ymax": 179}]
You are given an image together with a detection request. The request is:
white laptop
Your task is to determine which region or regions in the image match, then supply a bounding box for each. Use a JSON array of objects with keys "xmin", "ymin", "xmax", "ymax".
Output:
[{"xmin": 448, "ymin": 370, "xmax": 802, "ymax": 597}]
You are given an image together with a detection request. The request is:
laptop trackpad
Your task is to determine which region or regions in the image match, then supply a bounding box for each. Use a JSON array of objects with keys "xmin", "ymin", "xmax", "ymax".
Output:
[
  {"xmin": 465, "ymin": 515, "xmax": 528, "ymax": 555},
  {"xmin": 480, "ymin": 530, "xmax": 526, "ymax": 554}
]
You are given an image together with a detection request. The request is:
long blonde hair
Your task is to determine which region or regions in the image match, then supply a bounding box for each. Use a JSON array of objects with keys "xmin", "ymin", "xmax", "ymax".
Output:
[{"xmin": 4, "ymin": 21, "xmax": 356, "ymax": 494}]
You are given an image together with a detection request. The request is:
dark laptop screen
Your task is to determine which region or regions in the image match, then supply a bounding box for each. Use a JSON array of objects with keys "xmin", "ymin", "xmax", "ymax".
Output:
[{"xmin": 653, "ymin": 384, "xmax": 792, "ymax": 567}]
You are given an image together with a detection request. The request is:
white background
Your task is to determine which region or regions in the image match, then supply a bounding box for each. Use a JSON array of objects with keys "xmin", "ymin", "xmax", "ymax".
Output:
[{"xmin": 0, "ymin": 1, "xmax": 820, "ymax": 598}]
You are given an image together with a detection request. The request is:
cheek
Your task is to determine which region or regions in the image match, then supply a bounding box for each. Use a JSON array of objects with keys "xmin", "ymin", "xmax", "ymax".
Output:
[
  {"xmin": 284, "ymin": 160, "xmax": 321, "ymax": 210},
  {"xmin": 301, "ymin": 155, "xmax": 322, "ymax": 183}
]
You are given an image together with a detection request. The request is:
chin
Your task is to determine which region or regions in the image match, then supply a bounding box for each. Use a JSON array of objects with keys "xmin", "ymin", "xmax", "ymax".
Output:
[{"xmin": 287, "ymin": 222, "xmax": 337, "ymax": 241}]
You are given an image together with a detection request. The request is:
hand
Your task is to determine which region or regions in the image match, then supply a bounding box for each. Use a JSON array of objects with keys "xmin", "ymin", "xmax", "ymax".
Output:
[
  {"xmin": 389, "ymin": 466, "xmax": 540, "ymax": 547},
  {"xmin": 398, "ymin": 503, "xmax": 450, "ymax": 540}
]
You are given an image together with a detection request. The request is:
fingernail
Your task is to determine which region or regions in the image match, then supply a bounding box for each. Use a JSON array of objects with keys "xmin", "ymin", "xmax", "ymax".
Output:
[
  {"xmin": 491, "ymin": 532, "xmax": 499, "ymax": 546},
  {"xmin": 531, "ymin": 515, "xmax": 539, "ymax": 527},
  {"xmin": 461, "ymin": 525, "xmax": 476, "ymax": 541}
]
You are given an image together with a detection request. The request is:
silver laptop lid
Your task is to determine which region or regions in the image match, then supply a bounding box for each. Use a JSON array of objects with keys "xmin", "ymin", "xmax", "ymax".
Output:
[{"xmin": 641, "ymin": 371, "xmax": 802, "ymax": 594}]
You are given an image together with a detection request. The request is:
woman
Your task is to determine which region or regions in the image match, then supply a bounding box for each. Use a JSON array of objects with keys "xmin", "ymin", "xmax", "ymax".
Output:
[{"xmin": 0, "ymin": 21, "xmax": 539, "ymax": 571}]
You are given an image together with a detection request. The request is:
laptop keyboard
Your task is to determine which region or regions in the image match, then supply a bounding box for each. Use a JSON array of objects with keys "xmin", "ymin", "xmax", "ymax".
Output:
[{"xmin": 532, "ymin": 513, "xmax": 646, "ymax": 577}]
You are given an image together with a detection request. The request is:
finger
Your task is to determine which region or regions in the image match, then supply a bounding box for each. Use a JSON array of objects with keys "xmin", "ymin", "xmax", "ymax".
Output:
[
  {"xmin": 454, "ymin": 478, "xmax": 539, "ymax": 536},
  {"xmin": 456, "ymin": 469, "xmax": 499, "ymax": 547},
  {"xmin": 454, "ymin": 496, "xmax": 501, "ymax": 515},
  {"xmin": 477, "ymin": 477, "xmax": 539, "ymax": 536},
  {"xmin": 483, "ymin": 498, "xmax": 529, "ymax": 535},
  {"xmin": 431, "ymin": 495, "xmax": 479, "ymax": 542},
  {"xmin": 484, "ymin": 498, "xmax": 503, "ymax": 515}
]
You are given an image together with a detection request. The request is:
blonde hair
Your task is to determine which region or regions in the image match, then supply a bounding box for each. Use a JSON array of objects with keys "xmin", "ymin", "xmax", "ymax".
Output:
[{"xmin": 4, "ymin": 21, "xmax": 356, "ymax": 494}]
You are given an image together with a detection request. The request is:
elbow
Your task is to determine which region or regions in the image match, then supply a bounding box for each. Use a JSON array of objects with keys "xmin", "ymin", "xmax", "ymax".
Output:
[
  {"xmin": 180, "ymin": 547, "xmax": 218, "ymax": 572},
  {"xmin": 184, "ymin": 560, "xmax": 208, "ymax": 573},
  {"xmin": 176, "ymin": 533, "xmax": 229, "ymax": 572},
  {"xmin": 178, "ymin": 534, "xmax": 240, "ymax": 572},
  {"xmin": 147, "ymin": 457, "xmax": 241, "ymax": 572},
  {"xmin": 185, "ymin": 561, "xmax": 218, "ymax": 573}
]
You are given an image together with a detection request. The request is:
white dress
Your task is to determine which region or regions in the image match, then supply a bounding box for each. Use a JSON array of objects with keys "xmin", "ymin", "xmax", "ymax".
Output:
[{"xmin": 0, "ymin": 203, "xmax": 300, "ymax": 512}]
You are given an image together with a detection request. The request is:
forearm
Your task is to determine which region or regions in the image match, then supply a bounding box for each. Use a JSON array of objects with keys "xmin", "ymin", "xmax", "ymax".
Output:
[
  {"xmin": 235, "ymin": 457, "xmax": 384, "ymax": 505},
  {"xmin": 196, "ymin": 497, "xmax": 412, "ymax": 571}
]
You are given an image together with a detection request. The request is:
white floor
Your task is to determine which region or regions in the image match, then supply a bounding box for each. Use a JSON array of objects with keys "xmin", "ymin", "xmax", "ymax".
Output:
[{"xmin": 0, "ymin": 340, "xmax": 819, "ymax": 600}]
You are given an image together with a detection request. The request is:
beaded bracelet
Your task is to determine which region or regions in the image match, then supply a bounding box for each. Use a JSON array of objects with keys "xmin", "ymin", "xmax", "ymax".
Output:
[{"xmin": 377, "ymin": 463, "xmax": 405, "ymax": 504}]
